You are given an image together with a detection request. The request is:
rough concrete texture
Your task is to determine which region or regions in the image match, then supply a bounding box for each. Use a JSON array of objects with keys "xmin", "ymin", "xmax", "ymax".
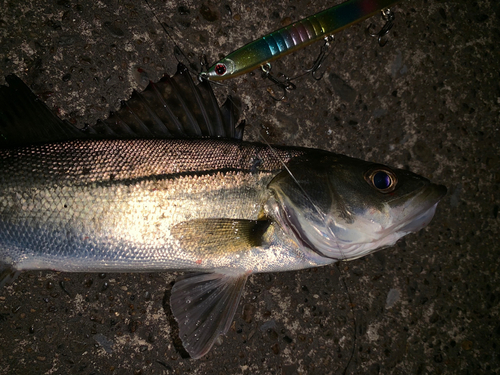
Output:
[{"xmin": 0, "ymin": 0, "xmax": 498, "ymax": 374}]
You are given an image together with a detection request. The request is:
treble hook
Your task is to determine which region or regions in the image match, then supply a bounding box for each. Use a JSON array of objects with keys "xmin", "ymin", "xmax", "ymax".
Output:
[
  {"xmin": 261, "ymin": 63, "xmax": 296, "ymax": 101},
  {"xmin": 304, "ymin": 35, "xmax": 335, "ymax": 80},
  {"xmin": 366, "ymin": 8, "xmax": 395, "ymax": 47}
]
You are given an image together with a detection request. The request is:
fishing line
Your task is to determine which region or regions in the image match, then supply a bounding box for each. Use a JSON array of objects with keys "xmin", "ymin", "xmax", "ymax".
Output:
[
  {"xmin": 337, "ymin": 262, "xmax": 356, "ymax": 375},
  {"xmin": 142, "ymin": 0, "xmax": 203, "ymax": 75},
  {"xmin": 257, "ymin": 132, "xmax": 328, "ymax": 225},
  {"xmin": 142, "ymin": 0, "xmax": 237, "ymax": 99},
  {"xmin": 258, "ymin": 127, "xmax": 357, "ymax": 375},
  {"xmin": 145, "ymin": 0, "xmax": 358, "ymax": 366},
  {"xmin": 143, "ymin": 0, "xmax": 325, "ymax": 99}
]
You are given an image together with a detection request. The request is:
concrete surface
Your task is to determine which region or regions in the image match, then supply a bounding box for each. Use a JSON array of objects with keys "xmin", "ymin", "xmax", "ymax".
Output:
[{"xmin": 0, "ymin": 0, "xmax": 498, "ymax": 374}]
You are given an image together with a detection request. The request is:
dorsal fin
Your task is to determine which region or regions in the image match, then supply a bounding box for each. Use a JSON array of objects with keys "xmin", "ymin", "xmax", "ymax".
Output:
[
  {"xmin": 0, "ymin": 63, "xmax": 242, "ymax": 147},
  {"xmin": 0, "ymin": 75, "xmax": 87, "ymax": 146}
]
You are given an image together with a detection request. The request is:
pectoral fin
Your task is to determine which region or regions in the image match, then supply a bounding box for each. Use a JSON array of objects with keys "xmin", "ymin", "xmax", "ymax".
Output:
[
  {"xmin": 171, "ymin": 218, "xmax": 271, "ymax": 257},
  {"xmin": 170, "ymin": 271, "xmax": 248, "ymax": 359}
]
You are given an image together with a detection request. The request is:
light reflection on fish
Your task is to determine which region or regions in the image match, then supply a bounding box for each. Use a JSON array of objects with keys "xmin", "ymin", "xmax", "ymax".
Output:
[{"xmin": 0, "ymin": 65, "xmax": 446, "ymax": 359}]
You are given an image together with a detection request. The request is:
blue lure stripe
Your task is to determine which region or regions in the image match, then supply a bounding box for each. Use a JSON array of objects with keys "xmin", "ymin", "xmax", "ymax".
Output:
[
  {"xmin": 263, "ymin": 36, "xmax": 280, "ymax": 56},
  {"xmin": 271, "ymin": 33, "xmax": 288, "ymax": 53}
]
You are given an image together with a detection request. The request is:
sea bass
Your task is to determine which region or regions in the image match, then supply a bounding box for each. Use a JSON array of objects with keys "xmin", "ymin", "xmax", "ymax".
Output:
[{"xmin": 0, "ymin": 65, "xmax": 446, "ymax": 359}]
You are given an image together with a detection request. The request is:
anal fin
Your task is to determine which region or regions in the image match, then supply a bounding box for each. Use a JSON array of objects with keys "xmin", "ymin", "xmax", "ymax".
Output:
[{"xmin": 170, "ymin": 271, "xmax": 248, "ymax": 359}]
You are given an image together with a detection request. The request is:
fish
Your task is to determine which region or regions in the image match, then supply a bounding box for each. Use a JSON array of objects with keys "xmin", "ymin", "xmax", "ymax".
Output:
[{"xmin": 0, "ymin": 64, "xmax": 446, "ymax": 359}]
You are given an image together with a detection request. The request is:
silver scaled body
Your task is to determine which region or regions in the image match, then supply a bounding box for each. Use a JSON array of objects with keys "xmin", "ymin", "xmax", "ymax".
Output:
[{"xmin": 0, "ymin": 138, "xmax": 328, "ymax": 276}]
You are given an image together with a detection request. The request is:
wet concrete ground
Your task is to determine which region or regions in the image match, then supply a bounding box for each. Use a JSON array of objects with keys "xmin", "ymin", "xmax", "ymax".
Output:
[{"xmin": 0, "ymin": 0, "xmax": 499, "ymax": 374}]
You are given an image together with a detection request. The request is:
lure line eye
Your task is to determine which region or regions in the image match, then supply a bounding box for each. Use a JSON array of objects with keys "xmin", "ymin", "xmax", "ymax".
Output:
[
  {"xmin": 366, "ymin": 169, "xmax": 397, "ymax": 193},
  {"xmin": 214, "ymin": 64, "xmax": 227, "ymax": 76}
]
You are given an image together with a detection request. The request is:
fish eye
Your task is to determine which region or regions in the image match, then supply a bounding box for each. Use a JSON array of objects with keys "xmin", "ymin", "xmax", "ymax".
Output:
[
  {"xmin": 215, "ymin": 64, "xmax": 227, "ymax": 76},
  {"xmin": 365, "ymin": 168, "xmax": 398, "ymax": 193}
]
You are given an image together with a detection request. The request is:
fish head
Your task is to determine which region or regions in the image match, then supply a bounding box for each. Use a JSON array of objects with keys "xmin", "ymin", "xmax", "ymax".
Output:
[{"xmin": 267, "ymin": 152, "xmax": 447, "ymax": 261}]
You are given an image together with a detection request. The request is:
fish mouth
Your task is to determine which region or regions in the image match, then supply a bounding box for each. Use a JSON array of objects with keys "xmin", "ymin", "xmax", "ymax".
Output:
[{"xmin": 393, "ymin": 183, "xmax": 447, "ymax": 234}]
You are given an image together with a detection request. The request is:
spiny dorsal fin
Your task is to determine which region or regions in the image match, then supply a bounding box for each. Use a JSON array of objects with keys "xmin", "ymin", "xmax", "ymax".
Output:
[
  {"xmin": 0, "ymin": 63, "xmax": 242, "ymax": 147},
  {"xmin": 0, "ymin": 75, "xmax": 87, "ymax": 146}
]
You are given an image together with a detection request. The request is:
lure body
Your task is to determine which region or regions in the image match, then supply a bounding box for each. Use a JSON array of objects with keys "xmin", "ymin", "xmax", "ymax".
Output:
[{"xmin": 204, "ymin": 0, "xmax": 401, "ymax": 80}]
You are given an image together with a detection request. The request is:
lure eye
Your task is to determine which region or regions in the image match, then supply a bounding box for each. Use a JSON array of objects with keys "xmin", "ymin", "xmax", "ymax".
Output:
[
  {"xmin": 214, "ymin": 64, "xmax": 227, "ymax": 76},
  {"xmin": 365, "ymin": 168, "xmax": 398, "ymax": 193}
]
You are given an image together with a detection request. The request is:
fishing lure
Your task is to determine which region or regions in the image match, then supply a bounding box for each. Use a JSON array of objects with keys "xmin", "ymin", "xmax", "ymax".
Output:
[{"xmin": 201, "ymin": 0, "xmax": 401, "ymax": 81}]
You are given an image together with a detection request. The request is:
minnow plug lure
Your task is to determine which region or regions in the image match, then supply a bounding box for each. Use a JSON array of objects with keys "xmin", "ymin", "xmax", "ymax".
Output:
[{"xmin": 201, "ymin": 0, "xmax": 402, "ymax": 81}]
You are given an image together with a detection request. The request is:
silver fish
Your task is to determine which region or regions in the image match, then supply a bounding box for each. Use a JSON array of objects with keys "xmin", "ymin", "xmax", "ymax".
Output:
[{"xmin": 0, "ymin": 66, "xmax": 446, "ymax": 359}]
